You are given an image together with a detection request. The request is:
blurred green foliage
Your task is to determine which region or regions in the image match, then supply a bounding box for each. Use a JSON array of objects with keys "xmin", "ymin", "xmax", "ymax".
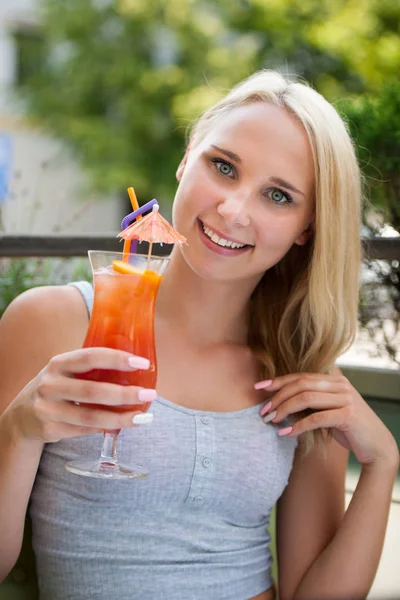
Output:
[
  {"xmin": 0, "ymin": 257, "xmax": 91, "ymax": 318},
  {"xmin": 0, "ymin": 260, "xmax": 44, "ymax": 316},
  {"xmin": 17, "ymin": 0, "xmax": 400, "ymax": 210},
  {"xmin": 339, "ymin": 81, "xmax": 400, "ymax": 233},
  {"xmin": 338, "ymin": 81, "xmax": 400, "ymax": 366}
]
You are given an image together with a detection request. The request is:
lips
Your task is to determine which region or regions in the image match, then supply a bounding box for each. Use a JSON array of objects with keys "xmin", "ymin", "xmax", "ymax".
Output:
[
  {"xmin": 197, "ymin": 219, "xmax": 253, "ymax": 256},
  {"xmin": 199, "ymin": 220, "xmax": 252, "ymax": 247}
]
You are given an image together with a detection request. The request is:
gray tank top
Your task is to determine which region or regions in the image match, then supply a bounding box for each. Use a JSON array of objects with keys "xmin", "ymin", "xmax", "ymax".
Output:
[{"xmin": 29, "ymin": 281, "xmax": 298, "ymax": 600}]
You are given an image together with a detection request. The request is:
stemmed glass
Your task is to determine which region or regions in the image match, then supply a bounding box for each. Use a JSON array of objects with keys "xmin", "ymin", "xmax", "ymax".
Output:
[{"xmin": 65, "ymin": 250, "xmax": 169, "ymax": 480}]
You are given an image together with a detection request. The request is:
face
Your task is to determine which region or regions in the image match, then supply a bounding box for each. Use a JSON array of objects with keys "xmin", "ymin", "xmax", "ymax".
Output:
[{"xmin": 172, "ymin": 102, "xmax": 315, "ymax": 286}]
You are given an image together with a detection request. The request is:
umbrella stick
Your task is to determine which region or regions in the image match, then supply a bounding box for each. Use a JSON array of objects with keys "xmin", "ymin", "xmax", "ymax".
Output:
[{"xmin": 147, "ymin": 241, "xmax": 153, "ymax": 270}]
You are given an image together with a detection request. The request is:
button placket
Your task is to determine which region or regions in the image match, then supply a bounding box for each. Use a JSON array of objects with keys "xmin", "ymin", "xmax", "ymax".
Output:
[{"xmin": 186, "ymin": 415, "xmax": 215, "ymax": 507}]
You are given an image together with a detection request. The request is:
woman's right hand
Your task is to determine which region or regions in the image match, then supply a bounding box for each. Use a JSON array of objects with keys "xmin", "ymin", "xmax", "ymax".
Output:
[{"xmin": 7, "ymin": 348, "xmax": 155, "ymax": 444}]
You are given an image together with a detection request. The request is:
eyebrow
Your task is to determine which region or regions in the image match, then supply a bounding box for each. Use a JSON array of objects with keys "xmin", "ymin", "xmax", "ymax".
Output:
[
  {"xmin": 210, "ymin": 145, "xmax": 306, "ymax": 198},
  {"xmin": 268, "ymin": 176, "xmax": 305, "ymax": 198},
  {"xmin": 211, "ymin": 145, "xmax": 242, "ymax": 163}
]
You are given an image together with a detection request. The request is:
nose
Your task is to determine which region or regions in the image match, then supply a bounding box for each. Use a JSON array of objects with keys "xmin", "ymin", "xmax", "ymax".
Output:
[{"xmin": 216, "ymin": 192, "xmax": 251, "ymax": 228}]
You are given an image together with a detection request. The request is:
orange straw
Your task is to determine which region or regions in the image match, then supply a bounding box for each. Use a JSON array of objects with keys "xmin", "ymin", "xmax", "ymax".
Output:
[{"xmin": 123, "ymin": 187, "xmax": 141, "ymax": 259}]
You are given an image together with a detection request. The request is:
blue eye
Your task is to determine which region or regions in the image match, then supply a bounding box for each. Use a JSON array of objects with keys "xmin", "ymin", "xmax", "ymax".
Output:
[
  {"xmin": 211, "ymin": 158, "xmax": 235, "ymax": 178},
  {"xmin": 267, "ymin": 188, "xmax": 294, "ymax": 206}
]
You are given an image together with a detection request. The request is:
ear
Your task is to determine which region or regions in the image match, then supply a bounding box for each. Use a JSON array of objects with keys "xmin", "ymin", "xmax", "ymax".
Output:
[
  {"xmin": 294, "ymin": 221, "xmax": 314, "ymax": 246},
  {"xmin": 176, "ymin": 146, "xmax": 190, "ymax": 182}
]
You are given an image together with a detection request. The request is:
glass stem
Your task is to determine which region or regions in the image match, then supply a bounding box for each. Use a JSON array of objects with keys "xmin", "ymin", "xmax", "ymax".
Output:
[{"xmin": 100, "ymin": 431, "xmax": 119, "ymax": 466}]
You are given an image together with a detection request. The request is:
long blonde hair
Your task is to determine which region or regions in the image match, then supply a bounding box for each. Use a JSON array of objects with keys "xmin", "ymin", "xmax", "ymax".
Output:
[{"xmin": 189, "ymin": 71, "xmax": 362, "ymax": 442}]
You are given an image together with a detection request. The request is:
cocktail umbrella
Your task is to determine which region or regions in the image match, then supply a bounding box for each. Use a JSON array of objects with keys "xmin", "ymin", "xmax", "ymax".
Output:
[{"xmin": 118, "ymin": 204, "xmax": 187, "ymax": 267}]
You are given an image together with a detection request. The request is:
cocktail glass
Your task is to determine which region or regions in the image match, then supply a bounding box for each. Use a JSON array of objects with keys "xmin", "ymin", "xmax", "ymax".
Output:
[{"xmin": 65, "ymin": 250, "xmax": 169, "ymax": 480}]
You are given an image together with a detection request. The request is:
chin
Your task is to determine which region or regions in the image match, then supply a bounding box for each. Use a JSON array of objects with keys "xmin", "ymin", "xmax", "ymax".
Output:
[{"xmin": 178, "ymin": 245, "xmax": 262, "ymax": 287}]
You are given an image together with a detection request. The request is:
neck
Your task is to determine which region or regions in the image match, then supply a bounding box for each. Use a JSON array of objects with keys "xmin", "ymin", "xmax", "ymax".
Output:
[{"xmin": 156, "ymin": 248, "xmax": 256, "ymax": 346}]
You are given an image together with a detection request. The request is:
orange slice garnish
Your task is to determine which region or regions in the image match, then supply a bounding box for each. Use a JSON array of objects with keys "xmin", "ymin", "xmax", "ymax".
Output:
[{"xmin": 112, "ymin": 260, "xmax": 142, "ymax": 275}]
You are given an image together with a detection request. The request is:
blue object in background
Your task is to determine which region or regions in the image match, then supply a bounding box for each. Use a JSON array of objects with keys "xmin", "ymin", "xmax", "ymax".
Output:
[{"xmin": 0, "ymin": 133, "xmax": 13, "ymax": 204}]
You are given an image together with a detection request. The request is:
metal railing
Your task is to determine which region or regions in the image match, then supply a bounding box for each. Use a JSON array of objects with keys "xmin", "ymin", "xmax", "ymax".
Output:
[{"xmin": 0, "ymin": 234, "xmax": 399, "ymax": 260}]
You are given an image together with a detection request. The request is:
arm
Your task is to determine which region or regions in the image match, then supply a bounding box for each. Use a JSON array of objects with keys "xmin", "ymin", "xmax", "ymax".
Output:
[
  {"xmin": 0, "ymin": 286, "xmax": 88, "ymax": 580},
  {"xmin": 277, "ymin": 439, "xmax": 398, "ymax": 600},
  {"xmin": 0, "ymin": 285, "xmax": 152, "ymax": 581},
  {"xmin": 257, "ymin": 370, "xmax": 399, "ymax": 600}
]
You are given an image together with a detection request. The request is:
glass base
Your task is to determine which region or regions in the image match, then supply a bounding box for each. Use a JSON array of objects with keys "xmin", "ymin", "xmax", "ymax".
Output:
[{"xmin": 65, "ymin": 458, "xmax": 148, "ymax": 480}]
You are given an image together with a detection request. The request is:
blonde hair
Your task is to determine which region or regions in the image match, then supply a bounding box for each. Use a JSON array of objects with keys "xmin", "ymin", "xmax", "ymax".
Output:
[{"xmin": 190, "ymin": 71, "xmax": 362, "ymax": 444}]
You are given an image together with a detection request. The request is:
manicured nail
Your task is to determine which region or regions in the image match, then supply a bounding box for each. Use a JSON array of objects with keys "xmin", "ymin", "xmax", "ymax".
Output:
[
  {"xmin": 260, "ymin": 401, "xmax": 272, "ymax": 416},
  {"xmin": 262, "ymin": 410, "xmax": 277, "ymax": 424},
  {"xmin": 128, "ymin": 356, "xmax": 150, "ymax": 369},
  {"xmin": 138, "ymin": 388, "xmax": 158, "ymax": 402},
  {"xmin": 132, "ymin": 413, "xmax": 154, "ymax": 425},
  {"xmin": 254, "ymin": 379, "xmax": 272, "ymax": 390},
  {"xmin": 278, "ymin": 426, "xmax": 293, "ymax": 436}
]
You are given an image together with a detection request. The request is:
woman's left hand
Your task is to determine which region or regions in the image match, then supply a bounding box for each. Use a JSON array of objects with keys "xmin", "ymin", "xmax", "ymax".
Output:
[{"xmin": 256, "ymin": 371, "xmax": 399, "ymax": 467}]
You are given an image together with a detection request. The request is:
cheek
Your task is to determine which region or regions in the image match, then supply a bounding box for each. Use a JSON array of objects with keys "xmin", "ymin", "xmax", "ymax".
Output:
[
  {"xmin": 255, "ymin": 214, "xmax": 308, "ymax": 264},
  {"xmin": 258, "ymin": 218, "xmax": 297, "ymax": 247},
  {"xmin": 171, "ymin": 183, "xmax": 194, "ymax": 231},
  {"xmin": 172, "ymin": 168, "xmax": 219, "ymax": 226}
]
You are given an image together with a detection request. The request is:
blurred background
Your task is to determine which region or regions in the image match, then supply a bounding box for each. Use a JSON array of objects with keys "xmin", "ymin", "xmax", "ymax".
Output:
[{"xmin": 0, "ymin": 0, "xmax": 399, "ymax": 597}]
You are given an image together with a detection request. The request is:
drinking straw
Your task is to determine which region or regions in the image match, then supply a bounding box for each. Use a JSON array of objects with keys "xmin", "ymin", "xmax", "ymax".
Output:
[
  {"xmin": 128, "ymin": 187, "xmax": 141, "ymax": 219},
  {"xmin": 122, "ymin": 187, "xmax": 140, "ymax": 258},
  {"xmin": 121, "ymin": 199, "xmax": 158, "ymax": 230}
]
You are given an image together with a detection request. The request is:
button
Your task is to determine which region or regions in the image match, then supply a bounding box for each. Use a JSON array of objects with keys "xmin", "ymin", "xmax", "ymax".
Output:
[
  {"xmin": 194, "ymin": 496, "xmax": 204, "ymax": 504},
  {"xmin": 201, "ymin": 417, "xmax": 210, "ymax": 425},
  {"xmin": 202, "ymin": 458, "xmax": 211, "ymax": 468}
]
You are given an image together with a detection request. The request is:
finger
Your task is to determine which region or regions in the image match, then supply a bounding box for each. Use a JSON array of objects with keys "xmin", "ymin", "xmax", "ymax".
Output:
[
  {"xmin": 260, "ymin": 376, "xmax": 348, "ymax": 415},
  {"xmin": 45, "ymin": 423, "xmax": 104, "ymax": 442},
  {"xmin": 278, "ymin": 408, "xmax": 346, "ymax": 437},
  {"xmin": 52, "ymin": 400, "xmax": 146, "ymax": 430},
  {"xmin": 46, "ymin": 411, "xmax": 153, "ymax": 441},
  {"xmin": 271, "ymin": 391, "xmax": 345, "ymax": 423},
  {"xmin": 48, "ymin": 348, "xmax": 150, "ymax": 375},
  {"xmin": 38, "ymin": 375, "xmax": 156, "ymax": 407},
  {"xmin": 255, "ymin": 372, "xmax": 341, "ymax": 392}
]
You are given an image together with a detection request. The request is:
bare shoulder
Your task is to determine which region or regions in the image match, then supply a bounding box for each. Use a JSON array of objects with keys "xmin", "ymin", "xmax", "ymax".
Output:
[
  {"xmin": 0, "ymin": 284, "xmax": 89, "ymax": 347},
  {"xmin": 0, "ymin": 285, "xmax": 89, "ymax": 413}
]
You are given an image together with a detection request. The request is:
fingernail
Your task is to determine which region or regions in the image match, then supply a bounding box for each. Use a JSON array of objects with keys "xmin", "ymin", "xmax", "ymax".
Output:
[
  {"xmin": 128, "ymin": 356, "xmax": 150, "ymax": 369},
  {"xmin": 138, "ymin": 388, "xmax": 158, "ymax": 402},
  {"xmin": 278, "ymin": 426, "xmax": 293, "ymax": 436},
  {"xmin": 260, "ymin": 401, "xmax": 272, "ymax": 416},
  {"xmin": 132, "ymin": 413, "xmax": 154, "ymax": 425},
  {"xmin": 254, "ymin": 379, "xmax": 272, "ymax": 390},
  {"xmin": 262, "ymin": 410, "xmax": 277, "ymax": 424}
]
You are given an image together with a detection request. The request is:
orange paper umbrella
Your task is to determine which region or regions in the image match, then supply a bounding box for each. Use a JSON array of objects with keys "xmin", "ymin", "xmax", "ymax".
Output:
[
  {"xmin": 118, "ymin": 205, "xmax": 187, "ymax": 266},
  {"xmin": 119, "ymin": 205, "xmax": 186, "ymax": 245}
]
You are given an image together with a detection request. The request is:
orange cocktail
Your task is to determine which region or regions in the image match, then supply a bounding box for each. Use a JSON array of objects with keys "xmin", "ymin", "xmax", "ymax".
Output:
[
  {"xmin": 79, "ymin": 261, "xmax": 162, "ymax": 413},
  {"xmin": 65, "ymin": 250, "xmax": 169, "ymax": 480}
]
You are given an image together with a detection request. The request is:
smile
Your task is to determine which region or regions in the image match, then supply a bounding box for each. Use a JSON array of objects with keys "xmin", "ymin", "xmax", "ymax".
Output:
[
  {"xmin": 202, "ymin": 224, "xmax": 247, "ymax": 248},
  {"xmin": 198, "ymin": 220, "xmax": 253, "ymax": 256}
]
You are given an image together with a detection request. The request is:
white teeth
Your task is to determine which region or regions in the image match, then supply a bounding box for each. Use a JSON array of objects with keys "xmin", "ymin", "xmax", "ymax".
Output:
[{"xmin": 202, "ymin": 224, "xmax": 246, "ymax": 249}]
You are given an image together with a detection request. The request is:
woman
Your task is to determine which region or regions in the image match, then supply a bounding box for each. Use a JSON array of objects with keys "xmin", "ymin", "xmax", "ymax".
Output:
[{"xmin": 0, "ymin": 70, "xmax": 398, "ymax": 600}]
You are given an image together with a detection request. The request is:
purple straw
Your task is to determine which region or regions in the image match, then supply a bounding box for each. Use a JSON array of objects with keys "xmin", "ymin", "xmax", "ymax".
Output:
[
  {"xmin": 121, "ymin": 198, "xmax": 158, "ymax": 230},
  {"xmin": 120, "ymin": 198, "xmax": 159, "ymax": 254}
]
